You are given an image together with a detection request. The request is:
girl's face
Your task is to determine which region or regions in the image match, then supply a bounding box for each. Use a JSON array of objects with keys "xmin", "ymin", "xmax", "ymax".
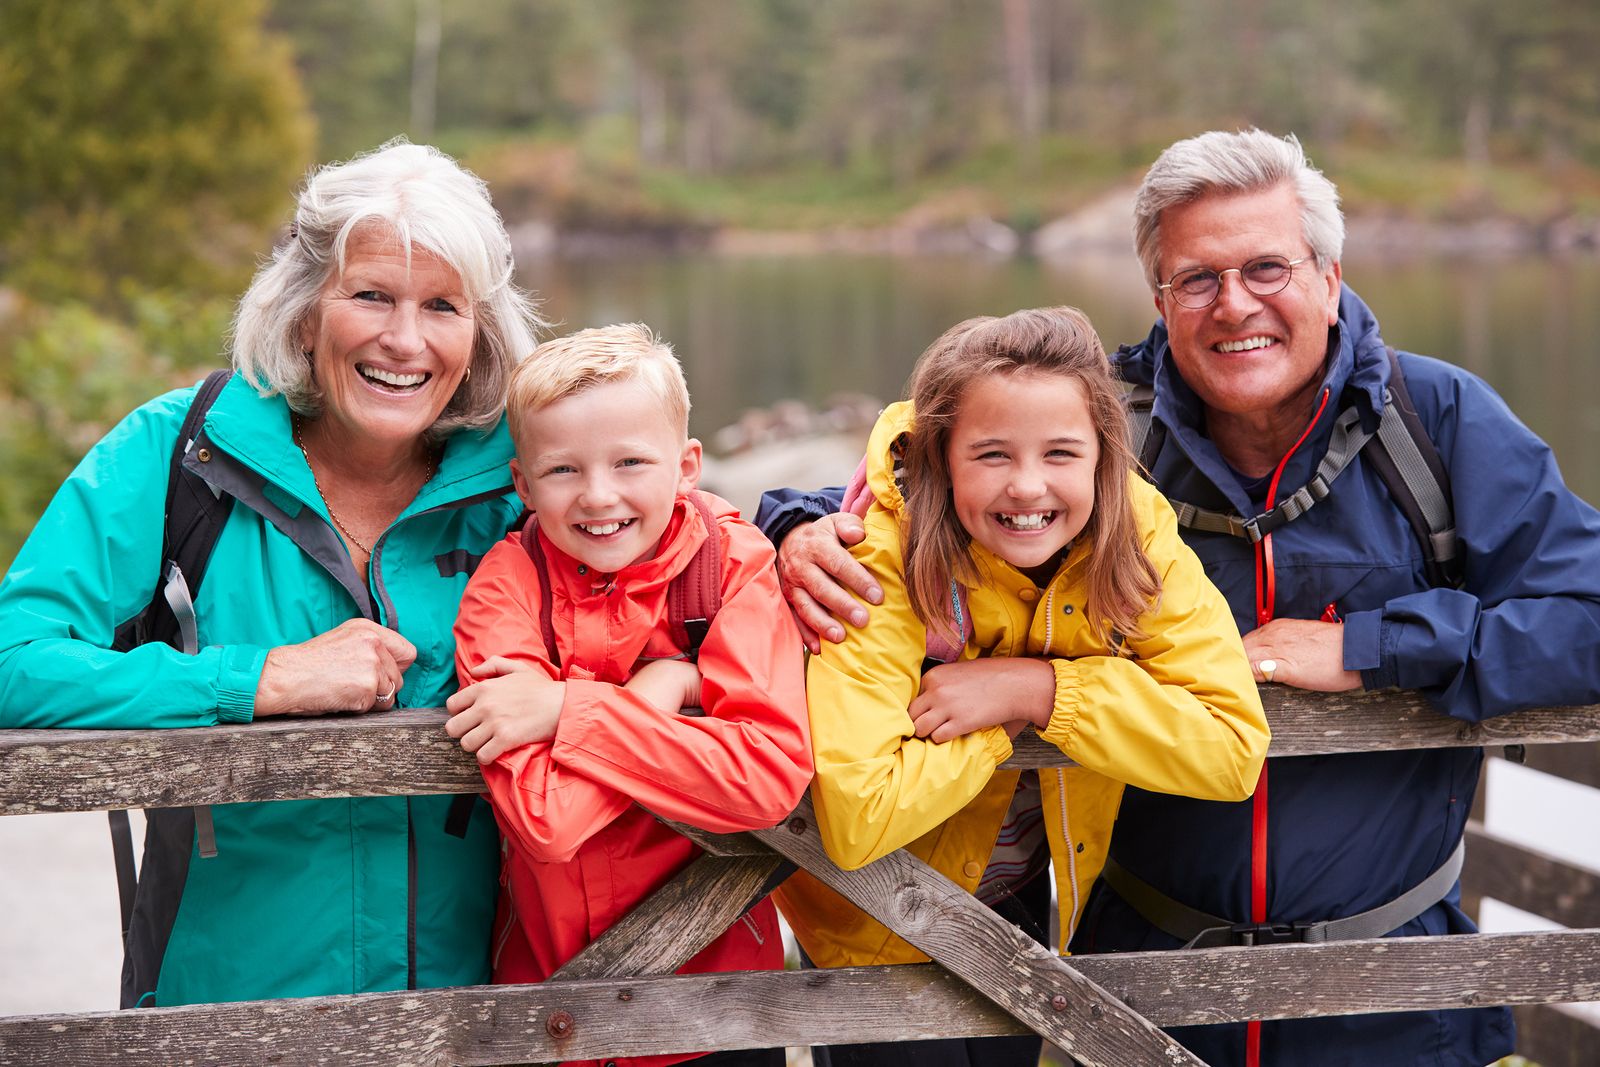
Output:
[{"xmin": 946, "ymin": 370, "xmax": 1099, "ymax": 584}]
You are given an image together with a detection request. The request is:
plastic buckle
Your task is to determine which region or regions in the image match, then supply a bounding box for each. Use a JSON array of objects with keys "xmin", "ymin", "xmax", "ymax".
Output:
[{"xmin": 1229, "ymin": 921, "xmax": 1314, "ymax": 946}]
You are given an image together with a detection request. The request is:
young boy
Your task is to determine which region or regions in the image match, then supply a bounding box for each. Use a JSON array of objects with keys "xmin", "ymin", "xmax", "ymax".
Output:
[{"xmin": 446, "ymin": 323, "xmax": 811, "ymax": 1067}]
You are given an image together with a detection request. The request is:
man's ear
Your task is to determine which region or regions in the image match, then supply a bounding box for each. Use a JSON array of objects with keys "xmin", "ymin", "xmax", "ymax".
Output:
[
  {"xmin": 509, "ymin": 457, "xmax": 535, "ymax": 512},
  {"xmin": 679, "ymin": 439, "xmax": 703, "ymax": 494},
  {"xmin": 1323, "ymin": 260, "xmax": 1343, "ymax": 326}
]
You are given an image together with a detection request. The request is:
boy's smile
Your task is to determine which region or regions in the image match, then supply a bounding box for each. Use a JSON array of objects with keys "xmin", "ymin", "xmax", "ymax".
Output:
[{"xmin": 511, "ymin": 378, "xmax": 702, "ymax": 574}]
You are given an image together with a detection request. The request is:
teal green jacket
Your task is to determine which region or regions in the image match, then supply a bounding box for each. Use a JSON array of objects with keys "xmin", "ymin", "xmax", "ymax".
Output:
[{"xmin": 0, "ymin": 373, "xmax": 517, "ymax": 1006}]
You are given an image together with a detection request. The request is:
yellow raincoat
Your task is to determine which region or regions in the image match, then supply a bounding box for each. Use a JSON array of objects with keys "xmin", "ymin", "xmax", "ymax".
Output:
[{"xmin": 775, "ymin": 401, "xmax": 1268, "ymax": 966}]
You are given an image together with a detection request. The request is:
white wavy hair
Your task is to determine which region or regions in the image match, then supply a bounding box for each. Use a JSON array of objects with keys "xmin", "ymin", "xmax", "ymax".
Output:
[
  {"xmin": 230, "ymin": 139, "xmax": 543, "ymax": 435},
  {"xmin": 1133, "ymin": 128, "xmax": 1345, "ymax": 291}
]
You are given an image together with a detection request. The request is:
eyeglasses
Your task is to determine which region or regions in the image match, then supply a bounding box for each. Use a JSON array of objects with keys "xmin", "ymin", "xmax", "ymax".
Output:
[{"xmin": 1158, "ymin": 255, "xmax": 1309, "ymax": 309}]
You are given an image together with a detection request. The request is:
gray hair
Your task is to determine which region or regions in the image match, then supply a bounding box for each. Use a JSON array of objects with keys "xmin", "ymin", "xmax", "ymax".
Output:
[
  {"xmin": 1133, "ymin": 129, "xmax": 1345, "ymax": 291},
  {"xmin": 230, "ymin": 139, "xmax": 543, "ymax": 435}
]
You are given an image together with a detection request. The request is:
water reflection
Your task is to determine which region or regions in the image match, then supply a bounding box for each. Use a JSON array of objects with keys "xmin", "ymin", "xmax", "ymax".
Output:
[{"xmin": 524, "ymin": 252, "xmax": 1600, "ymax": 505}]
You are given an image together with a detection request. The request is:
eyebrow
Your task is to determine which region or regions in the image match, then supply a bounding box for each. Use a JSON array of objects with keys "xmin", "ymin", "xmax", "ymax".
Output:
[{"xmin": 965, "ymin": 435, "xmax": 1089, "ymax": 450}]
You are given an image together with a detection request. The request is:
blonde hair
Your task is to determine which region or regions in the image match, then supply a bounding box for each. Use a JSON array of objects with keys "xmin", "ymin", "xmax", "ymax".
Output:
[
  {"xmin": 231, "ymin": 139, "xmax": 543, "ymax": 436},
  {"xmin": 902, "ymin": 306, "xmax": 1161, "ymax": 645},
  {"xmin": 506, "ymin": 323, "xmax": 690, "ymax": 449}
]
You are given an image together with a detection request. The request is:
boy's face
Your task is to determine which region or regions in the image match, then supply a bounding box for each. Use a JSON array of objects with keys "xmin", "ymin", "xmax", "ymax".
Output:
[{"xmin": 511, "ymin": 377, "xmax": 701, "ymax": 574}]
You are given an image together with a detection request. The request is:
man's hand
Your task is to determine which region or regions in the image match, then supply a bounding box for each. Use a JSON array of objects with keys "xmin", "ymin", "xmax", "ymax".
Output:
[
  {"xmin": 444, "ymin": 656, "xmax": 566, "ymax": 763},
  {"xmin": 626, "ymin": 658, "xmax": 704, "ymax": 714},
  {"xmin": 1242, "ymin": 619, "xmax": 1361, "ymax": 692},
  {"xmin": 908, "ymin": 658, "xmax": 1055, "ymax": 743},
  {"xmin": 777, "ymin": 513, "xmax": 882, "ymax": 653},
  {"xmin": 255, "ymin": 619, "xmax": 417, "ymax": 716}
]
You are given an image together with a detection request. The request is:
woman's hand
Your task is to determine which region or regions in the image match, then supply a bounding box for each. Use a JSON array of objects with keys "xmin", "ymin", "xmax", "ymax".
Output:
[
  {"xmin": 777, "ymin": 513, "xmax": 882, "ymax": 653},
  {"xmin": 625, "ymin": 658, "xmax": 704, "ymax": 714},
  {"xmin": 445, "ymin": 657, "xmax": 566, "ymax": 763},
  {"xmin": 255, "ymin": 619, "xmax": 417, "ymax": 717},
  {"xmin": 908, "ymin": 658, "xmax": 1056, "ymax": 743}
]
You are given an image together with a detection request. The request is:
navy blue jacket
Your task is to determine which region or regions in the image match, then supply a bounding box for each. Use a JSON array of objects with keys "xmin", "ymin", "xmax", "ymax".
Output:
[{"xmin": 757, "ymin": 286, "xmax": 1600, "ymax": 1066}]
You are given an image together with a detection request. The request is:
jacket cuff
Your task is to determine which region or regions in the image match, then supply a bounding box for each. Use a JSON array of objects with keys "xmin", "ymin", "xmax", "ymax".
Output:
[
  {"xmin": 216, "ymin": 645, "xmax": 267, "ymax": 724},
  {"xmin": 755, "ymin": 489, "xmax": 844, "ymax": 547},
  {"xmin": 1039, "ymin": 658, "xmax": 1084, "ymax": 750},
  {"xmin": 1342, "ymin": 609, "xmax": 1398, "ymax": 690}
]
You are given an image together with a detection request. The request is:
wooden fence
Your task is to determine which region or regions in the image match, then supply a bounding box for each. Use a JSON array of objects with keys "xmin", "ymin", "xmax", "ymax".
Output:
[{"xmin": 2, "ymin": 687, "xmax": 1598, "ymax": 1066}]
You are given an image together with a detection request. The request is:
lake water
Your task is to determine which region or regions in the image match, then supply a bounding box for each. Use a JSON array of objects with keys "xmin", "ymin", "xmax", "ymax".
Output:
[{"xmin": 525, "ymin": 250, "xmax": 1600, "ymax": 508}]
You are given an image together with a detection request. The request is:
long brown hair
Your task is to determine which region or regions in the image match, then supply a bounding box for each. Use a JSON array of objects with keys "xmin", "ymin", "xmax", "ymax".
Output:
[{"xmin": 901, "ymin": 306, "xmax": 1161, "ymax": 645}]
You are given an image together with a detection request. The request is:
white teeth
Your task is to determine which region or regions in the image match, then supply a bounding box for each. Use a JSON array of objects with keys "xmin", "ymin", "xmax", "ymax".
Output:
[
  {"xmin": 1217, "ymin": 336, "xmax": 1275, "ymax": 353},
  {"xmin": 578, "ymin": 520, "xmax": 631, "ymax": 536},
  {"xmin": 359, "ymin": 365, "xmax": 428, "ymax": 387},
  {"xmin": 997, "ymin": 512, "xmax": 1055, "ymax": 530}
]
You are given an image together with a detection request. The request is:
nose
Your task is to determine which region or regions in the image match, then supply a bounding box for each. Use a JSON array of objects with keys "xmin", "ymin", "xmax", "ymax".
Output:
[
  {"xmin": 1210, "ymin": 268, "xmax": 1264, "ymax": 323},
  {"xmin": 1006, "ymin": 462, "xmax": 1046, "ymax": 501},
  {"xmin": 578, "ymin": 473, "xmax": 620, "ymax": 509},
  {"xmin": 381, "ymin": 303, "xmax": 427, "ymax": 358}
]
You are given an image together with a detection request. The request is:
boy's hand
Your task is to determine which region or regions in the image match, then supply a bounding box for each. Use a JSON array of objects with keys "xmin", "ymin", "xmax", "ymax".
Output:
[
  {"xmin": 908, "ymin": 658, "xmax": 1055, "ymax": 743},
  {"xmin": 445, "ymin": 657, "xmax": 565, "ymax": 763},
  {"xmin": 625, "ymin": 658, "xmax": 704, "ymax": 714}
]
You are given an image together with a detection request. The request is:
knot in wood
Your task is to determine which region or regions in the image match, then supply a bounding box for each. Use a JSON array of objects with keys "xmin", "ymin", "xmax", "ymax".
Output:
[
  {"xmin": 546, "ymin": 1009, "xmax": 575, "ymax": 1038},
  {"xmin": 1090, "ymin": 1003, "xmax": 1104, "ymax": 1020},
  {"xmin": 618, "ymin": 990, "xmax": 633, "ymax": 1002},
  {"xmin": 788, "ymin": 816, "xmax": 808, "ymax": 835},
  {"xmin": 1051, "ymin": 994, "xmax": 1069, "ymax": 1012}
]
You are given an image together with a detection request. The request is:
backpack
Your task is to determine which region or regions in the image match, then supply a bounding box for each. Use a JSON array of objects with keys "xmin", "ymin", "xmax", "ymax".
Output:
[
  {"xmin": 1124, "ymin": 346, "xmax": 1461, "ymax": 589},
  {"xmin": 519, "ymin": 490, "xmax": 725, "ymax": 674},
  {"xmin": 105, "ymin": 371, "xmax": 484, "ymax": 953}
]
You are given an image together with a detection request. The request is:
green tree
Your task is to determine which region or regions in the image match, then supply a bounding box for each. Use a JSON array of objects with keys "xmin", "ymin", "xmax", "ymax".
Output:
[{"xmin": 0, "ymin": 0, "xmax": 313, "ymax": 304}]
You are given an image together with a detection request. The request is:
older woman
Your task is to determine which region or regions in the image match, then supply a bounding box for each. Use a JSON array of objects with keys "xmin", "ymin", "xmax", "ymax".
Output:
[{"xmin": 0, "ymin": 141, "xmax": 541, "ymax": 1007}]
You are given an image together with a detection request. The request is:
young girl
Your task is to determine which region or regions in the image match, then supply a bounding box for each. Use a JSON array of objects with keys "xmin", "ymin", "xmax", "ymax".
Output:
[{"xmin": 773, "ymin": 306, "xmax": 1269, "ymax": 1067}]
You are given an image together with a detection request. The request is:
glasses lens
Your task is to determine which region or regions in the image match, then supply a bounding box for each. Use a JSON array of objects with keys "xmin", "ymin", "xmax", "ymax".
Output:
[
  {"xmin": 1172, "ymin": 268, "xmax": 1219, "ymax": 308},
  {"xmin": 1241, "ymin": 256, "xmax": 1293, "ymax": 296}
]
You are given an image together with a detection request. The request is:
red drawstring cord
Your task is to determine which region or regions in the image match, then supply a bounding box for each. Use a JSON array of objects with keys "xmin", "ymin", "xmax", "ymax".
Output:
[{"xmin": 1245, "ymin": 386, "xmax": 1331, "ymax": 1067}]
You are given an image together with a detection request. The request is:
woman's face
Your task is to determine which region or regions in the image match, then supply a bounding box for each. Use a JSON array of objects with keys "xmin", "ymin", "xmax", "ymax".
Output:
[{"xmin": 299, "ymin": 227, "xmax": 476, "ymax": 450}]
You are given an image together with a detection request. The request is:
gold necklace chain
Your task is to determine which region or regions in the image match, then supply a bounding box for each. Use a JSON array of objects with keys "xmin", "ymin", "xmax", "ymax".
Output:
[{"xmin": 292, "ymin": 416, "xmax": 438, "ymax": 557}]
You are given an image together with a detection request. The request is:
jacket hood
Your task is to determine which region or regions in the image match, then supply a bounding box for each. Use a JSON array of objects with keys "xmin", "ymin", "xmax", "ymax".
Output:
[{"xmin": 863, "ymin": 400, "xmax": 918, "ymax": 518}]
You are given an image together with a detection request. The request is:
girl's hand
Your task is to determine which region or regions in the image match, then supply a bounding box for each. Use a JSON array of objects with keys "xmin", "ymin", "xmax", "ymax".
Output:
[
  {"xmin": 445, "ymin": 657, "xmax": 565, "ymax": 763},
  {"xmin": 625, "ymin": 659, "xmax": 704, "ymax": 714},
  {"xmin": 255, "ymin": 619, "xmax": 417, "ymax": 717},
  {"xmin": 908, "ymin": 658, "xmax": 1056, "ymax": 743}
]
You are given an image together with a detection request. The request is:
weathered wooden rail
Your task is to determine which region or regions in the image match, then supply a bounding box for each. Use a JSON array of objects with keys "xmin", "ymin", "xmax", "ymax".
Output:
[{"xmin": 2, "ymin": 689, "xmax": 1598, "ymax": 1066}]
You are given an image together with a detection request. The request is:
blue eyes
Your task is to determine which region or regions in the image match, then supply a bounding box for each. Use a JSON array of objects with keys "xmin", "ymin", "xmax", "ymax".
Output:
[{"xmin": 351, "ymin": 291, "xmax": 460, "ymax": 313}]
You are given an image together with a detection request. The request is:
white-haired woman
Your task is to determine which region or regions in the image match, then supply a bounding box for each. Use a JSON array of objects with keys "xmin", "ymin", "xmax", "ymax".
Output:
[{"xmin": 0, "ymin": 141, "xmax": 542, "ymax": 1008}]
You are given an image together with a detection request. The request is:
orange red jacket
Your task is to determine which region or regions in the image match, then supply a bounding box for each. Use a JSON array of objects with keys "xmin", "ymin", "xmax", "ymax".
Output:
[{"xmin": 454, "ymin": 492, "xmax": 811, "ymax": 1067}]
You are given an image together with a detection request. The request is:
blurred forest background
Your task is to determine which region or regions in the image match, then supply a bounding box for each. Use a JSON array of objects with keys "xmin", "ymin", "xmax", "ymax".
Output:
[{"xmin": 4, "ymin": 0, "xmax": 1600, "ymax": 565}]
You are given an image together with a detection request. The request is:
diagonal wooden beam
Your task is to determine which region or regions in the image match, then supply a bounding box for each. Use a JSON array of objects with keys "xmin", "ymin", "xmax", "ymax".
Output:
[
  {"xmin": 747, "ymin": 794, "xmax": 1203, "ymax": 1067},
  {"xmin": 550, "ymin": 851, "xmax": 790, "ymax": 981}
]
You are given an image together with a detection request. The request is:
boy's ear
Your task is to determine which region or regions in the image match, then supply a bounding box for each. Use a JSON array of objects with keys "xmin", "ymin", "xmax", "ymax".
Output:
[
  {"xmin": 678, "ymin": 438, "xmax": 703, "ymax": 494},
  {"xmin": 509, "ymin": 457, "xmax": 536, "ymax": 512}
]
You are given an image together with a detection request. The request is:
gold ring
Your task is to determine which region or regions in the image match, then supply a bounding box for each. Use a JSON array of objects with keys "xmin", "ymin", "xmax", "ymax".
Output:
[{"xmin": 1258, "ymin": 659, "xmax": 1277, "ymax": 684}]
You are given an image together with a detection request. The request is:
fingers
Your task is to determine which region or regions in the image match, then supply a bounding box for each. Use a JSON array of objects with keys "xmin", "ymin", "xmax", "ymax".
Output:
[
  {"xmin": 788, "ymin": 587, "xmax": 847, "ymax": 647},
  {"xmin": 829, "ymin": 511, "xmax": 868, "ymax": 548},
  {"xmin": 474, "ymin": 655, "xmax": 531, "ymax": 679}
]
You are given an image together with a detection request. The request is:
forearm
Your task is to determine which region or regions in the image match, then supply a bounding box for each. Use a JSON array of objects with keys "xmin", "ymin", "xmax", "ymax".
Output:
[
  {"xmin": 755, "ymin": 485, "xmax": 845, "ymax": 545},
  {"xmin": 482, "ymin": 744, "xmax": 633, "ymax": 863}
]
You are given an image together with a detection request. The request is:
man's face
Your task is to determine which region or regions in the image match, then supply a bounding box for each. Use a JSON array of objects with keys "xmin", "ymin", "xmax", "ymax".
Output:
[{"xmin": 1153, "ymin": 182, "xmax": 1341, "ymax": 423}]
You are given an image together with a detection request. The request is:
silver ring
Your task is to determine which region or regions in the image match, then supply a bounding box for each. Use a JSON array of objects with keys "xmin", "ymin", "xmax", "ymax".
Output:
[
  {"xmin": 378, "ymin": 686, "xmax": 396, "ymax": 705},
  {"xmin": 1258, "ymin": 659, "xmax": 1277, "ymax": 684}
]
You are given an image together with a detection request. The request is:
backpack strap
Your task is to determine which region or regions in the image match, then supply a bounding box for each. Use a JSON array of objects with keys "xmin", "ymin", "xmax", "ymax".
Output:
[
  {"xmin": 1364, "ymin": 347, "xmax": 1461, "ymax": 588},
  {"xmin": 108, "ymin": 369, "xmax": 234, "ymax": 941},
  {"xmin": 667, "ymin": 491, "xmax": 725, "ymax": 661},
  {"xmin": 519, "ymin": 516, "xmax": 561, "ymax": 667},
  {"xmin": 1125, "ymin": 380, "xmax": 1164, "ymax": 479}
]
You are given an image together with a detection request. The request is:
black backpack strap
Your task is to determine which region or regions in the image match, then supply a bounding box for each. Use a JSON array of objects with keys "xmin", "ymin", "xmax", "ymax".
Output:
[
  {"xmin": 1365, "ymin": 347, "xmax": 1461, "ymax": 588},
  {"xmin": 668, "ymin": 492, "xmax": 725, "ymax": 661},
  {"xmin": 1124, "ymin": 380, "xmax": 1163, "ymax": 481},
  {"xmin": 109, "ymin": 369, "xmax": 235, "ymax": 942}
]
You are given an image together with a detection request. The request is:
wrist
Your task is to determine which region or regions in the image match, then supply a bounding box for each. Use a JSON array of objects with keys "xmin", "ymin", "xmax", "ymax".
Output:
[{"xmin": 1026, "ymin": 658, "xmax": 1056, "ymax": 728}]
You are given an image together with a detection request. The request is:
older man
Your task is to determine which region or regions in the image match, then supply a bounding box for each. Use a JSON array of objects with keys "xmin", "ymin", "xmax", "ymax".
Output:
[{"xmin": 759, "ymin": 129, "xmax": 1600, "ymax": 1066}]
